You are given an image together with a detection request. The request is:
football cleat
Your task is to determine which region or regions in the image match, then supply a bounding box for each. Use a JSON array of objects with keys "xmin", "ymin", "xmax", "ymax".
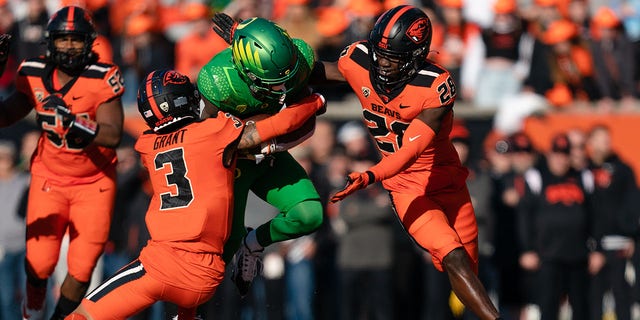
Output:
[{"xmin": 231, "ymin": 229, "xmax": 263, "ymax": 297}]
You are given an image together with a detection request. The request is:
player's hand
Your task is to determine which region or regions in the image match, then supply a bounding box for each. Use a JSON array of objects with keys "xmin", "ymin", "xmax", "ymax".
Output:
[
  {"xmin": 43, "ymin": 95, "xmax": 74, "ymax": 128},
  {"xmin": 212, "ymin": 12, "xmax": 239, "ymax": 45},
  {"xmin": 0, "ymin": 34, "xmax": 12, "ymax": 77},
  {"xmin": 330, "ymin": 171, "xmax": 374, "ymax": 202}
]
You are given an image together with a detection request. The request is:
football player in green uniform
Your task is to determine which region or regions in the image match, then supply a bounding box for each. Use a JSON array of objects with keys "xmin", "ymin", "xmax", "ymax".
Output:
[{"xmin": 197, "ymin": 16, "xmax": 324, "ymax": 296}]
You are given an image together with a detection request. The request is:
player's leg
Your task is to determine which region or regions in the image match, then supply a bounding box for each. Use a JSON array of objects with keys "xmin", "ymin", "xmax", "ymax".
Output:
[
  {"xmin": 231, "ymin": 153, "xmax": 322, "ymax": 296},
  {"xmin": 23, "ymin": 175, "xmax": 70, "ymax": 319},
  {"xmin": 65, "ymin": 260, "xmax": 159, "ymax": 320},
  {"xmin": 53, "ymin": 175, "xmax": 116, "ymax": 320},
  {"xmin": 390, "ymin": 191, "xmax": 500, "ymax": 320},
  {"xmin": 250, "ymin": 152, "xmax": 322, "ymax": 247}
]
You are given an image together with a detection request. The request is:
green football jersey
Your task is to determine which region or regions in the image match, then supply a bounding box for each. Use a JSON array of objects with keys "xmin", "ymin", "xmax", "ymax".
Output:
[{"xmin": 197, "ymin": 38, "xmax": 315, "ymax": 119}]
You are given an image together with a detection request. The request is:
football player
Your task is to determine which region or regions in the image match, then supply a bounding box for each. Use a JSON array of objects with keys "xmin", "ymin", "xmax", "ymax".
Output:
[
  {"xmin": 211, "ymin": 5, "xmax": 501, "ymax": 319},
  {"xmin": 64, "ymin": 69, "xmax": 325, "ymax": 320},
  {"xmin": 197, "ymin": 17, "xmax": 325, "ymax": 296},
  {"xmin": 0, "ymin": 6, "xmax": 124, "ymax": 320}
]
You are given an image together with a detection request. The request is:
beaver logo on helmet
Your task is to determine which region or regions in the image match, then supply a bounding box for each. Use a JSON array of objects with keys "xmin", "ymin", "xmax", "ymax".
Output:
[
  {"xmin": 406, "ymin": 17, "xmax": 430, "ymax": 44},
  {"xmin": 163, "ymin": 70, "xmax": 188, "ymax": 86}
]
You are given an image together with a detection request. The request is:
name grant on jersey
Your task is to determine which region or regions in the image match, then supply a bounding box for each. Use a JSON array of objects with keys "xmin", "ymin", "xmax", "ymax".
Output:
[{"xmin": 154, "ymin": 129, "xmax": 187, "ymax": 150}]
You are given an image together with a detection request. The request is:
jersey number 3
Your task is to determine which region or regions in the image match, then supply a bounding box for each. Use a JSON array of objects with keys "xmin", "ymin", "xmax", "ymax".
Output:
[{"xmin": 155, "ymin": 148, "xmax": 194, "ymax": 210}]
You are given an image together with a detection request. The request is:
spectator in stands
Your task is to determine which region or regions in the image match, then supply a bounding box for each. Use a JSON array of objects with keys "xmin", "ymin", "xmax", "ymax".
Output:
[
  {"xmin": 175, "ymin": 2, "xmax": 228, "ymax": 82},
  {"xmin": 0, "ymin": 140, "xmax": 30, "ymax": 320},
  {"xmin": 120, "ymin": 13, "xmax": 174, "ymax": 107},
  {"xmin": 517, "ymin": 132, "xmax": 599, "ymax": 320},
  {"xmin": 276, "ymin": 0, "xmax": 321, "ymax": 50},
  {"xmin": 566, "ymin": 127, "xmax": 588, "ymax": 171},
  {"xmin": 335, "ymin": 156, "xmax": 396, "ymax": 320},
  {"xmin": 540, "ymin": 19, "xmax": 600, "ymax": 110},
  {"xmin": 586, "ymin": 124, "xmax": 637, "ymax": 320},
  {"xmin": 14, "ymin": 0, "xmax": 48, "ymax": 63},
  {"xmin": 462, "ymin": 0, "xmax": 525, "ymax": 108},
  {"xmin": 490, "ymin": 131, "xmax": 537, "ymax": 319},
  {"xmin": 430, "ymin": 0, "xmax": 481, "ymax": 98},
  {"xmin": 589, "ymin": 6, "xmax": 638, "ymax": 112}
]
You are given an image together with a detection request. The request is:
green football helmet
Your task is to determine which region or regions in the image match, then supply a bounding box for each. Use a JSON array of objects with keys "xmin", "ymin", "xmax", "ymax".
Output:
[{"xmin": 231, "ymin": 17, "xmax": 300, "ymax": 104}]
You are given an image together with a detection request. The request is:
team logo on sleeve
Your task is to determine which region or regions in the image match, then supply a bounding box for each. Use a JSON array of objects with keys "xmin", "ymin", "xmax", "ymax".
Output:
[
  {"xmin": 361, "ymin": 87, "xmax": 370, "ymax": 98},
  {"xmin": 406, "ymin": 17, "xmax": 430, "ymax": 44}
]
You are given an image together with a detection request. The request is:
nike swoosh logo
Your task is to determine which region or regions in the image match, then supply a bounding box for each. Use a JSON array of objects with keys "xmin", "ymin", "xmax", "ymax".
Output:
[
  {"xmin": 99, "ymin": 188, "xmax": 110, "ymax": 192},
  {"xmin": 409, "ymin": 135, "xmax": 421, "ymax": 142},
  {"xmin": 72, "ymin": 96, "xmax": 82, "ymax": 100},
  {"xmin": 399, "ymin": 104, "xmax": 410, "ymax": 109}
]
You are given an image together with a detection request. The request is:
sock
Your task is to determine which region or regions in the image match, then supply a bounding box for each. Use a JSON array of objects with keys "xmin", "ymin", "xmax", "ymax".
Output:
[
  {"xmin": 244, "ymin": 229, "xmax": 263, "ymax": 253},
  {"xmin": 25, "ymin": 279, "xmax": 48, "ymax": 310},
  {"xmin": 50, "ymin": 295, "xmax": 81, "ymax": 320}
]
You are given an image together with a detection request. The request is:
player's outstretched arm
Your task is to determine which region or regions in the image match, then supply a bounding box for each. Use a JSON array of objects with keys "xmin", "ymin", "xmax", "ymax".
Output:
[{"xmin": 330, "ymin": 105, "xmax": 451, "ymax": 202}]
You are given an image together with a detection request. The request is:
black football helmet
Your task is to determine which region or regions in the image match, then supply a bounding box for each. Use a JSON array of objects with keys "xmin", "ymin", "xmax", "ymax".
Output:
[
  {"xmin": 137, "ymin": 69, "xmax": 201, "ymax": 133},
  {"xmin": 369, "ymin": 5, "xmax": 432, "ymax": 92},
  {"xmin": 44, "ymin": 6, "xmax": 97, "ymax": 74}
]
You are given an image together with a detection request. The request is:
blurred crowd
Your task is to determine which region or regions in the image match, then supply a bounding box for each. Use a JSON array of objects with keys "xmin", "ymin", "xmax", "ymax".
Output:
[
  {"xmin": 1, "ymin": 0, "xmax": 640, "ymax": 319},
  {"xmin": 1, "ymin": 0, "xmax": 639, "ymax": 113}
]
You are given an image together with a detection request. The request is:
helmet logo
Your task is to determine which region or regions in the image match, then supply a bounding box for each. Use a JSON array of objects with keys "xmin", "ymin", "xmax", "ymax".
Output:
[
  {"xmin": 406, "ymin": 17, "xmax": 430, "ymax": 44},
  {"xmin": 160, "ymin": 102, "xmax": 169, "ymax": 113},
  {"xmin": 163, "ymin": 70, "xmax": 188, "ymax": 86},
  {"xmin": 232, "ymin": 39, "xmax": 263, "ymax": 72}
]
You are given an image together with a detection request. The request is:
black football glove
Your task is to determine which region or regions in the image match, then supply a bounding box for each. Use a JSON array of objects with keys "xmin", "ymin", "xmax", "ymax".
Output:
[
  {"xmin": 42, "ymin": 95, "xmax": 98, "ymax": 148},
  {"xmin": 212, "ymin": 12, "xmax": 239, "ymax": 45},
  {"xmin": 43, "ymin": 95, "xmax": 74, "ymax": 128},
  {"xmin": 0, "ymin": 34, "xmax": 12, "ymax": 77}
]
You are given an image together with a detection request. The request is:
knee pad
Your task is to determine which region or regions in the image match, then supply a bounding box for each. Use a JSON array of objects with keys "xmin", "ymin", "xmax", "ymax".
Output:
[
  {"xmin": 290, "ymin": 200, "xmax": 323, "ymax": 233},
  {"xmin": 67, "ymin": 241, "xmax": 105, "ymax": 282}
]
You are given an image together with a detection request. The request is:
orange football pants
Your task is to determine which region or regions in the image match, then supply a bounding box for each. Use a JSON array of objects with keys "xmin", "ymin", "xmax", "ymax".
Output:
[
  {"xmin": 390, "ymin": 185, "xmax": 479, "ymax": 273},
  {"xmin": 25, "ymin": 173, "xmax": 115, "ymax": 282},
  {"xmin": 69, "ymin": 250, "xmax": 223, "ymax": 320}
]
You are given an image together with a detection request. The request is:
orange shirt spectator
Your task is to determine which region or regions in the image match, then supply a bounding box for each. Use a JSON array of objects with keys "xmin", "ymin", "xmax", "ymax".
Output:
[{"xmin": 175, "ymin": 3, "xmax": 228, "ymax": 82}]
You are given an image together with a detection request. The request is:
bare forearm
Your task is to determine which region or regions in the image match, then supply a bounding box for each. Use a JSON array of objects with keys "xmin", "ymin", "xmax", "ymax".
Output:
[{"xmin": 92, "ymin": 122, "xmax": 121, "ymax": 148}]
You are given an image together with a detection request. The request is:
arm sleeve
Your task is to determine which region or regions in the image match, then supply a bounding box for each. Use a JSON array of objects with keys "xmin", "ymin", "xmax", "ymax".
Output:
[
  {"xmin": 368, "ymin": 118, "xmax": 436, "ymax": 182},
  {"xmin": 254, "ymin": 93, "xmax": 324, "ymax": 141}
]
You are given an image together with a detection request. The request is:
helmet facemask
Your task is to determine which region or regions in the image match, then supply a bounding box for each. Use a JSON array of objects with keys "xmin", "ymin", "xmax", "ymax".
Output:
[
  {"xmin": 371, "ymin": 46, "xmax": 427, "ymax": 91},
  {"xmin": 47, "ymin": 32, "xmax": 95, "ymax": 74}
]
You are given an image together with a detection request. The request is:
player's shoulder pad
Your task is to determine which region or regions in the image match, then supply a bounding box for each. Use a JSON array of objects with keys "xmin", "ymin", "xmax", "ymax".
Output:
[
  {"xmin": 82, "ymin": 62, "xmax": 119, "ymax": 79},
  {"xmin": 412, "ymin": 60, "xmax": 450, "ymax": 88},
  {"xmin": 292, "ymin": 38, "xmax": 315, "ymax": 68},
  {"xmin": 339, "ymin": 41, "xmax": 370, "ymax": 68},
  {"xmin": 18, "ymin": 57, "xmax": 48, "ymax": 77},
  {"xmin": 197, "ymin": 64, "xmax": 229, "ymax": 104}
]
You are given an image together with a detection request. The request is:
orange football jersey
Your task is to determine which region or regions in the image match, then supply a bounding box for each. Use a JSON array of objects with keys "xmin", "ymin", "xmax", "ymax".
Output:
[
  {"xmin": 338, "ymin": 41, "xmax": 467, "ymax": 194},
  {"xmin": 134, "ymin": 114, "xmax": 244, "ymax": 254},
  {"xmin": 16, "ymin": 57, "xmax": 124, "ymax": 185}
]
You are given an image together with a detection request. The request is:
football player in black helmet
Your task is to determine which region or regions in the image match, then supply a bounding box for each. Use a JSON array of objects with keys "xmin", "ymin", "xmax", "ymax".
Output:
[
  {"xmin": 211, "ymin": 5, "xmax": 502, "ymax": 320},
  {"xmin": 0, "ymin": 6, "xmax": 125, "ymax": 320}
]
